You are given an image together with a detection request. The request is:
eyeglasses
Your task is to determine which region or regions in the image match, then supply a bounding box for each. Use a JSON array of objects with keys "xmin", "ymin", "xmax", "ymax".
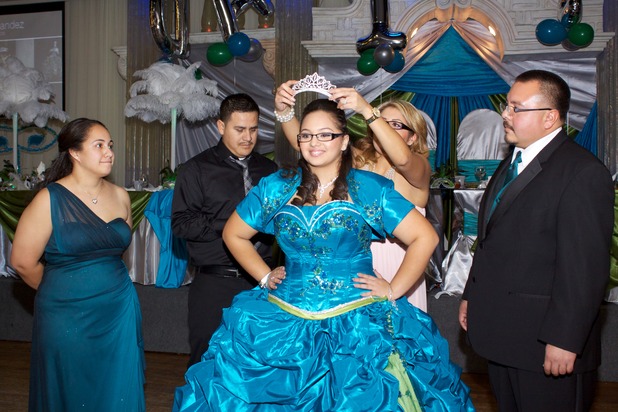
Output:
[
  {"xmin": 297, "ymin": 132, "xmax": 345, "ymax": 143},
  {"xmin": 499, "ymin": 102, "xmax": 553, "ymax": 114},
  {"xmin": 385, "ymin": 120, "xmax": 414, "ymax": 133}
]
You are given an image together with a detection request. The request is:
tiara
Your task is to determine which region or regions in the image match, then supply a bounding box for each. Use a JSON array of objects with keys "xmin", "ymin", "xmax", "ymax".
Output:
[{"xmin": 292, "ymin": 73, "xmax": 336, "ymax": 97}]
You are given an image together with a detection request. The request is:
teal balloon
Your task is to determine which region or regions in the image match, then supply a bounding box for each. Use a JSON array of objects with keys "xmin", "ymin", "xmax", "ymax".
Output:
[
  {"xmin": 535, "ymin": 19, "xmax": 567, "ymax": 46},
  {"xmin": 227, "ymin": 32, "xmax": 251, "ymax": 56},
  {"xmin": 357, "ymin": 52, "xmax": 379, "ymax": 76},
  {"xmin": 207, "ymin": 42, "xmax": 233, "ymax": 66},
  {"xmin": 567, "ymin": 23, "xmax": 594, "ymax": 48},
  {"xmin": 384, "ymin": 50, "xmax": 405, "ymax": 73}
]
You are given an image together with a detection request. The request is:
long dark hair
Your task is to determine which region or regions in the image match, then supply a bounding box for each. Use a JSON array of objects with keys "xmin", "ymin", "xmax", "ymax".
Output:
[
  {"xmin": 291, "ymin": 99, "xmax": 353, "ymax": 206},
  {"xmin": 41, "ymin": 118, "xmax": 108, "ymax": 187}
]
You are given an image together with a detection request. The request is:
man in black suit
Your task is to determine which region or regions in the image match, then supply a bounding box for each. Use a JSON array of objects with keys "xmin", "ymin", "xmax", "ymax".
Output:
[{"xmin": 459, "ymin": 70, "xmax": 614, "ymax": 411}]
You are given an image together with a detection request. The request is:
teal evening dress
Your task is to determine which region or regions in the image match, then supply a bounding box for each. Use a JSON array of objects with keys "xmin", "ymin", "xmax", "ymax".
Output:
[
  {"xmin": 174, "ymin": 169, "xmax": 474, "ymax": 411},
  {"xmin": 28, "ymin": 183, "xmax": 145, "ymax": 411}
]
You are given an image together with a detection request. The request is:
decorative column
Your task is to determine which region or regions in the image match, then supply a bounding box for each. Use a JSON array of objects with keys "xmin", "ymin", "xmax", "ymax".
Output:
[{"xmin": 274, "ymin": 0, "xmax": 318, "ymax": 166}]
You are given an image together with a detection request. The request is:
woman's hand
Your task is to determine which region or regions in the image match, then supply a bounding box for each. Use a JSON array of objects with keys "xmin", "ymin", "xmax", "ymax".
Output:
[
  {"xmin": 275, "ymin": 80, "xmax": 297, "ymax": 113},
  {"xmin": 264, "ymin": 266, "xmax": 286, "ymax": 290},
  {"xmin": 329, "ymin": 88, "xmax": 373, "ymax": 120},
  {"xmin": 353, "ymin": 270, "xmax": 392, "ymax": 300}
]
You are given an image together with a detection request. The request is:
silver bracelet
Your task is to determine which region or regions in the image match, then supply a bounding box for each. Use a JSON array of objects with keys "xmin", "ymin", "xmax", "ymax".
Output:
[
  {"xmin": 387, "ymin": 284, "xmax": 394, "ymax": 302},
  {"xmin": 274, "ymin": 106, "xmax": 295, "ymax": 123},
  {"xmin": 259, "ymin": 271, "xmax": 272, "ymax": 289}
]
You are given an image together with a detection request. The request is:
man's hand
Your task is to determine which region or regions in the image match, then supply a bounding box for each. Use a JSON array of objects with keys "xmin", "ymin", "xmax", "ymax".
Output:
[
  {"xmin": 458, "ymin": 300, "xmax": 468, "ymax": 331},
  {"xmin": 543, "ymin": 344, "xmax": 577, "ymax": 376}
]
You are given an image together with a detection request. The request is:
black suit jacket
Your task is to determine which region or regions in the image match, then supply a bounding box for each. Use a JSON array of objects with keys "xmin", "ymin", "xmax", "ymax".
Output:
[{"xmin": 462, "ymin": 131, "xmax": 614, "ymax": 373}]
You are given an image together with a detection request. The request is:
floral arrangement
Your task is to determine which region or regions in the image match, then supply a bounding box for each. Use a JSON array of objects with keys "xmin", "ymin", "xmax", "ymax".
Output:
[{"xmin": 0, "ymin": 160, "xmax": 45, "ymax": 190}]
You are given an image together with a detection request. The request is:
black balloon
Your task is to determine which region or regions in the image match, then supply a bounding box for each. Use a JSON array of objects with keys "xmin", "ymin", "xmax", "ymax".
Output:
[
  {"xmin": 238, "ymin": 38, "xmax": 264, "ymax": 62},
  {"xmin": 373, "ymin": 43, "xmax": 395, "ymax": 67},
  {"xmin": 356, "ymin": 0, "xmax": 406, "ymax": 60}
]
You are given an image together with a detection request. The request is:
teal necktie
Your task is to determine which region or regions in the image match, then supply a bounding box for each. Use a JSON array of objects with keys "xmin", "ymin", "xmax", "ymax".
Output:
[
  {"xmin": 489, "ymin": 151, "xmax": 522, "ymax": 219},
  {"xmin": 502, "ymin": 151, "xmax": 522, "ymax": 188}
]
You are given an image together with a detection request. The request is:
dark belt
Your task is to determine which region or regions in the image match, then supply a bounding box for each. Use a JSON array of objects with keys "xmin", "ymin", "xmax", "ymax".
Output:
[{"xmin": 195, "ymin": 265, "xmax": 247, "ymax": 278}]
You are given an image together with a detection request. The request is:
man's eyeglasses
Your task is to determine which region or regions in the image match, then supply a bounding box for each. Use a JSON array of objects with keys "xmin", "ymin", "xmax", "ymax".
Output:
[
  {"xmin": 385, "ymin": 120, "xmax": 414, "ymax": 133},
  {"xmin": 297, "ymin": 132, "xmax": 345, "ymax": 143},
  {"xmin": 499, "ymin": 103, "xmax": 553, "ymax": 114}
]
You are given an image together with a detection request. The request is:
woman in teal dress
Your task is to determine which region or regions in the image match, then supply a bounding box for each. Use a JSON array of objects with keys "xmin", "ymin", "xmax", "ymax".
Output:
[
  {"xmin": 11, "ymin": 118, "xmax": 145, "ymax": 411},
  {"xmin": 173, "ymin": 100, "xmax": 474, "ymax": 411}
]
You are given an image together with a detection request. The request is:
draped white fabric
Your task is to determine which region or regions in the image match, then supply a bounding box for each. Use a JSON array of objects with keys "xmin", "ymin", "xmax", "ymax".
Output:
[{"xmin": 456, "ymin": 109, "xmax": 509, "ymax": 160}]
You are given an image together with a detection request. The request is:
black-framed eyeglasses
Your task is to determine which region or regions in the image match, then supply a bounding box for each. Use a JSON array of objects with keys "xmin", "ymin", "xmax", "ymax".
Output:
[
  {"xmin": 385, "ymin": 120, "xmax": 414, "ymax": 133},
  {"xmin": 297, "ymin": 132, "xmax": 346, "ymax": 143},
  {"xmin": 499, "ymin": 102, "xmax": 553, "ymax": 114}
]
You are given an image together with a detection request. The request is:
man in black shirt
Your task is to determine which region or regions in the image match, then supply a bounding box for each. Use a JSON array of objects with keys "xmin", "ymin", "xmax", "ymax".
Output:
[{"xmin": 172, "ymin": 93, "xmax": 278, "ymax": 365}]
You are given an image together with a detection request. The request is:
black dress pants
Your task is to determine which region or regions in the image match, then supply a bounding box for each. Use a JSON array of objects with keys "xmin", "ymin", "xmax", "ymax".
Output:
[
  {"xmin": 187, "ymin": 272, "xmax": 254, "ymax": 366},
  {"xmin": 487, "ymin": 361, "xmax": 596, "ymax": 412}
]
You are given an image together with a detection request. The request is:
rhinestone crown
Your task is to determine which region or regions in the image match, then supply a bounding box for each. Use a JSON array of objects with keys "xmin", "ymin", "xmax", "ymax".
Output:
[{"xmin": 292, "ymin": 73, "xmax": 336, "ymax": 97}]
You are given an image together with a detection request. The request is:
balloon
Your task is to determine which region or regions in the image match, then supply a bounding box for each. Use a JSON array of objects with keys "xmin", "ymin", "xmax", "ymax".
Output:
[
  {"xmin": 213, "ymin": 0, "xmax": 239, "ymax": 41},
  {"xmin": 238, "ymin": 38, "xmax": 264, "ymax": 62},
  {"xmin": 356, "ymin": 0, "xmax": 406, "ymax": 54},
  {"xmin": 227, "ymin": 32, "xmax": 251, "ymax": 56},
  {"xmin": 357, "ymin": 50, "xmax": 379, "ymax": 76},
  {"xmin": 535, "ymin": 19, "xmax": 567, "ymax": 46},
  {"xmin": 558, "ymin": 0, "xmax": 582, "ymax": 29},
  {"xmin": 567, "ymin": 23, "xmax": 594, "ymax": 48},
  {"xmin": 232, "ymin": 0, "xmax": 274, "ymax": 17},
  {"xmin": 207, "ymin": 42, "xmax": 233, "ymax": 66},
  {"xmin": 150, "ymin": 0, "xmax": 190, "ymax": 59},
  {"xmin": 373, "ymin": 44, "xmax": 394, "ymax": 67},
  {"xmin": 384, "ymin": 50, "xmax": 405, "ymax": 73},
  {"xmin": 561, "ymin": 38, "xmax": 580, "ymax": 51}
]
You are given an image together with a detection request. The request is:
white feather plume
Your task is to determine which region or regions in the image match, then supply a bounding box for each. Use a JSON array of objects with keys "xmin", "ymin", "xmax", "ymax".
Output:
[
  {"xmin": 125, "ymin": 60, "xmax": 219, "ymax": 123},
  {"xmin": 0, "ymin": 55, "xmax": 68, "ymax": 126}
]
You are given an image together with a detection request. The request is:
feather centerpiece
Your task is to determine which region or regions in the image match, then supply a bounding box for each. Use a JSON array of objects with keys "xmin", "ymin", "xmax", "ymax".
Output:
[
  {"xmin": 124, "ymin": 60, "xmax": 219, "ymax": 170},
  {"xmin": 0, "ymin": 55, "xmax": 69, "ymax": 172}
]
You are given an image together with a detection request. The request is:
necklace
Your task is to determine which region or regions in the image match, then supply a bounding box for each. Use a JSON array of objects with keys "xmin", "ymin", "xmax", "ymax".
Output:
[
  {"xmin": 84, "ymin": 182, "xmax": 104, "ymax": 204},
  {"xmin": 317, "ymin": 175, "xmax": 338, "ymax": 198}
]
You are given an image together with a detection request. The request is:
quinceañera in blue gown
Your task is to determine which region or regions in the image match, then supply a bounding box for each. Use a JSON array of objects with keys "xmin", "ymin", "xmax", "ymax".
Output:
[
  {"xmin": 29, "ymin": 183, "xmax": 145, "ymax": 411},
  {"xmin": 174, "ymin": 169, "xmax": 474, "ymax": 411}
]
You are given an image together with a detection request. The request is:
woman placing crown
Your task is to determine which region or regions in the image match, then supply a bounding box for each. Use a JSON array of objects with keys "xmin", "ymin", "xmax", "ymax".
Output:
[
  {"xmin": 276, "ymin": 76, "xmax": 432, "ymax": 311},
  {"xmin": 173, "ymin": 98, "xmax": 474, "ymax": 411}
]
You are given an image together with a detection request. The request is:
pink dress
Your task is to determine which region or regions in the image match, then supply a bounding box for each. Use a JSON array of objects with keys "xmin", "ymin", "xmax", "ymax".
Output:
[{"xmin": 369, "ymin": 166, "xmax": 428, "ymax": 312}]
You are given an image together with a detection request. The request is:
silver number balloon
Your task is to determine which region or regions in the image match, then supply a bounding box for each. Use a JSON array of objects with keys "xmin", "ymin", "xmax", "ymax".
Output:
[
  {"xmin": 356, "ymin": 0, "xmax": 407, "ymax": 54},
  {"xmin": 150, "ymin": 0, "xmax": 190, "ymax": 59}
]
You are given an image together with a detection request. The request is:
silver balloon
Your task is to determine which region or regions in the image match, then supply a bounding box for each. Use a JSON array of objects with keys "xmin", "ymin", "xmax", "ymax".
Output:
[
  {"xmin": 558, "ymin": 0, "xmax": 582, "ymax": 29},
  {"xmin": 356, "ymin": 0, "xmax": 406, "ymax": 54},
  {"xmin": 238, "ymin": 38, "xmax": 264, "ymax": 62},
  {"xmin": 150, "ymin": 0, "xmax": 190, "ymax": 59},
  {"xmin": 231, "ymin": 0, "xmax": 274, "ymax": 17},
  {"xmin": 213, "ymin": 0, "xmax": 239, "ymax": 41}
]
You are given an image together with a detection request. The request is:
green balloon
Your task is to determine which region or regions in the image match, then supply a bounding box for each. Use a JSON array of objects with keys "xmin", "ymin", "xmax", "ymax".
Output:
[
  {"xmin": 567, "ymin": 23, "xmax": 594, "ymax": 48},
  {"xmin": 207, "ymin": 42, "xmax": 233, "ymax": 66},
  {"xmin": 357, "ymin": 51, "xmax": 379, "ymax": 76}
]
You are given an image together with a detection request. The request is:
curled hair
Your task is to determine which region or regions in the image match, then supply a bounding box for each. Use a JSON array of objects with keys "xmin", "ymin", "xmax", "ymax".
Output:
[
  {"xmin": 41, "ymin": 118, "xmax": 107, "ymax": 187},
  {"xmin": 290, "ymin": 99, "xmax": 353, "ymax": 206},
  {"xmin": 515, "ymin": 70, "xmax": 570, "ymax": 122},
  {"xmin": 354, "ymin": 100, "xmax": 428, "ymax": 169},
  {"xmin": 219, "ymin": 93, "xmax": 260, "ymax": 122}
]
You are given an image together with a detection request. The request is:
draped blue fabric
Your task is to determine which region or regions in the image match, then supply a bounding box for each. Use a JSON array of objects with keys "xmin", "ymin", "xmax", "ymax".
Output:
[
  {"xmin": 144, "ymin": 190, "xmax": 189, "ymax": 288},
  {"xmin": 575, "ymin": 101, "xmax": 598, "ymax": 155},
  {"xmin": 390, "ymin": 27, "xmax": 511, "ymax": 167}
]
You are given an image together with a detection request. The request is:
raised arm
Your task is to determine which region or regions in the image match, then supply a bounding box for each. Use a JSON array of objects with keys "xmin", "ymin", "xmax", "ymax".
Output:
[
  {"xmin": 274, "ymin": 80, "xmax": 301, "ymax": 152},
  {"xmin": 329, "ymin": 88, "xmax": 430, "ymax": 192},
  {"xmin": 10, "ymin": 189, "xmax": 53, "ymax": 289}
]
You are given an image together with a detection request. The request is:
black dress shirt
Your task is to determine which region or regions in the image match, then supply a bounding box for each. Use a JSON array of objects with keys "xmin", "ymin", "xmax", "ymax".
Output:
[{"xmin": 171, "ymin": 140, "xmax": 278, "ymax": 267}]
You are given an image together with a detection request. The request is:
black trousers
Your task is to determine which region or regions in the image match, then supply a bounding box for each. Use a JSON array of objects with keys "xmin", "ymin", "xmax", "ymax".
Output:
[
  {"xmin": 187, "ymin": 271, "xmax": 254, "ymax": 366},
  {"xmin": 487, "ymin": 361, "xmax": 596, "ymax": 412}
]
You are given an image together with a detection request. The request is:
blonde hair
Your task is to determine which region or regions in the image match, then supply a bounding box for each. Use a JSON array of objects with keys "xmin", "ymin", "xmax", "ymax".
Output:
[{"xmin": 353, "ymin": 100, "xmax": 429, "ymax": 168}]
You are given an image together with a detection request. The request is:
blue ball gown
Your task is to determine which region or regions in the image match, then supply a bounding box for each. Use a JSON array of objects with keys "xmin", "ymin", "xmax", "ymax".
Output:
[
  {"xmin": 174, "ymin": 169, "xmax": 475, "ymax": 411},
  {"xmin": 28, "ymin": 183, "xmax": 145, "ymax": 411}
]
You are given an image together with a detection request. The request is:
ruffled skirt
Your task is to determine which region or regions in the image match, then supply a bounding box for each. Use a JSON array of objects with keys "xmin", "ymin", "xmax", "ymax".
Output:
[{"xmin": 173, "ymin": 288, "xmax": 474, "ymax": 411}]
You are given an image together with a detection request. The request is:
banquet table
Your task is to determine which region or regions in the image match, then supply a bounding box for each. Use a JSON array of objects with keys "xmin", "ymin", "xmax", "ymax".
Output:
[{"xmin": 0, "ymin": 190, "xmax": 191, "ymax": 287}]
